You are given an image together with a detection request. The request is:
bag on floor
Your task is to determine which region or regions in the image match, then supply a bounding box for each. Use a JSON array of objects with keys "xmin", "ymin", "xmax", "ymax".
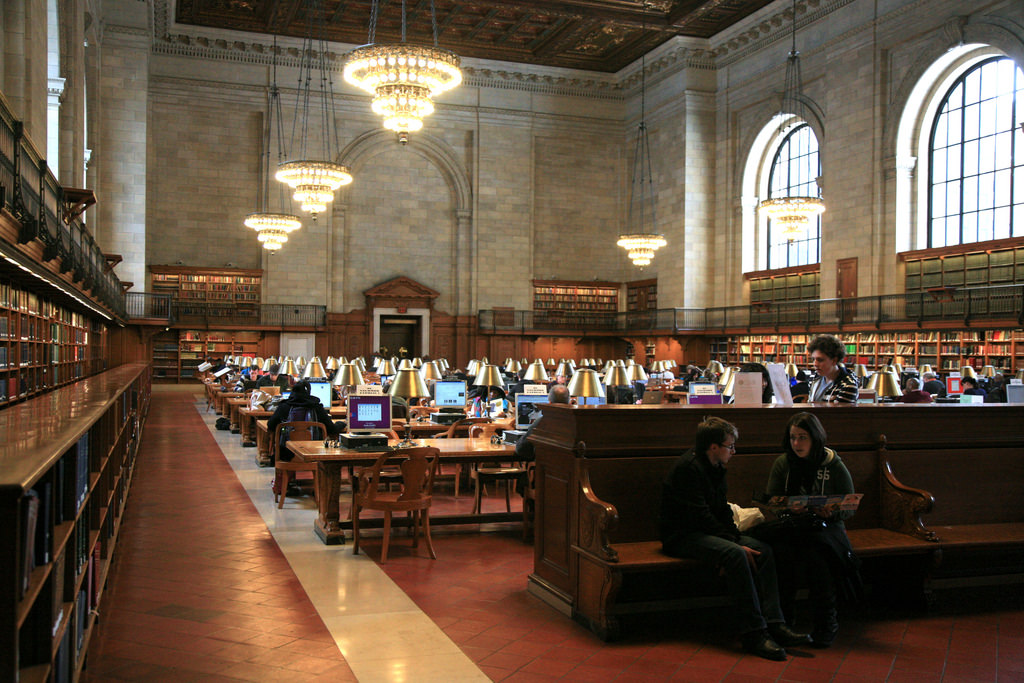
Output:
[{"xmin": 215, "ymin": 417, "xmax": 231, "ymax": 430}]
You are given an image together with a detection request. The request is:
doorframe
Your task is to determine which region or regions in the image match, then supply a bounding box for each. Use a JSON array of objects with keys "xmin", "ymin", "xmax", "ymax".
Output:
[{"xmin": 373, "ymin": 307, "xmax": 430, "ymax": 356}]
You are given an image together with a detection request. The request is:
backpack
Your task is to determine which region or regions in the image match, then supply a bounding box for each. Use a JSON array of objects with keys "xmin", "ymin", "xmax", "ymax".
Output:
[
  {"xmin": 277, "ymin": 405, "xmax": 323, "ymax": 462},
  {"xmin": 215, "ymin": 417, "xmax": 231, "ymax": 430}
]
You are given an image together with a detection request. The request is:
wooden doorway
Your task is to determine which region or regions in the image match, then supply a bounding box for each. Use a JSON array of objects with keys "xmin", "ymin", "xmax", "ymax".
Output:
[
  {"xmin": 379, "ymin": 316, "xmax": 421, "ymax": 358},
  {"xmin": 837, "ymin": 258, "xmax": 858, "ymax": 323}
]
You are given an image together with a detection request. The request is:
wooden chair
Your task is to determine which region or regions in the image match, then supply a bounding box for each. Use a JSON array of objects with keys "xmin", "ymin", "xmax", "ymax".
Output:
[
  {"xmin": 352, "ymin": 446, "xmax": 440, "ymax": 563},
  {"xmin": 434, "ymin": 417, "xmax": 492, "ymax": 497},
  {"xmin": 272, "ymin": 421, "xmax": 328, "ymax": 509},
  {"xmin": 467, "ymin": 424, "xmax": 524, "ymax": 514}
]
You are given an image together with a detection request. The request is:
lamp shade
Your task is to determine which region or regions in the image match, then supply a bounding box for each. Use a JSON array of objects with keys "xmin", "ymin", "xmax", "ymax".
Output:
[
  {"xmin": 239, "ymin": 357, "xmax": 253, "ymax": 369},
  {"xmin": 522, "ymin": 362, "xmax": 549, "ymax": 382},
  {"xmin": 1016, "ymin": 369, "xmax": 1024, "ymax": 382},
  {"xmin": 260, "ymin": 357, "xmax": 276, "ymax": 372},
  {"xmin": 981, "ymin": 365, "xmax": 996, "ymax": 378},
  {"xmin": 355, "ymin": 357, "xmax": 367, "ymax": 372},
  {"xmin": 467, "ymin": 360, "xmax": 482, "ymax": 377},
  {"xmin": 388, "ymin": 368, "xmax": 431, "ymax": 401},
  {"xmin": 784, "ymin": 363, "xmax": 799, "ymax": 378},
  {"xmin": 717, "ymin": 366, "xmax": 734, "ymax": 388},
  {"xmin": 567, "ymin": 369, "xmax": 606, "ymax": 399},
  {"xmin": 875, "ymin": 371, "xmax": 902, "ymax": 398},
  {"xmin": 961, "ymin": 366, "xmax": 978, "ymax": 380},
  {"xmin": 474, "ymin": 364, "xmax": 504, "ymax": 389},
  {"xmin": 279, "ymin": 359, "xmax": 299, "ymax": 377},
  {"xmin": 604, "ymin": 366, "xmax": 630, "ymax": 387},
  {"xmin": 721, "ymin": 371, "xmax": 736, "ymax": 398},
  {"xmin": 625, "ymin": 365, "xmax": 648, "ymax": 382},
  {"xmin": 420, "ymin": 361, "xmax": 442, "ymax": 381},
  {"xmin": 325, "ymin": 356, "xmax": 340, "ymax": 371},
  {"xmin": 253, "ymin": 357, "xmax": 265, "ymax": 369},
  {"xmin": 554, "ymin": 361, "xmax": 574, "ymax": 378},
  {"xmin": 854, "ymin": 364, "xmax": 870, "ymax": 379},
  {"xmin": 332, "ymin": 362, "xmax": 365, "ymax": 387},
  {"xmin": 547, "ymin": 358, "xmax": 556, "ymax": 367},
  {"xmin": 919, "ymin": 364, "xmax": 934, "ymax": 375},
  {"xmin": 295, "ymin": 356, "xmax": 307, "ymax": 370},
  {"xmin": 437, "ymin": 358, "xmax": 449, "ymax": 372},
  {"xmin": 377, "ymin": 359, "xmax": 396, "ymax": 377},
  {"xmin": 303, "ymin": 357, "xmax": 327, "ymax": 379},
  {"xmin": 707, "ymin": 360, "xmax": 725, "ymax": 375},
  {"xmin": 413, "ymin": 357, "xmax": 423, "ymax": 368},
  {"xmin": 398, "ymin": 359, "xmax": 415, "ymax": 370},
  {"xmin": 505, "ymin": 359, "xmax": 523, "ymax": 374},
  {"xmin": 481, "ymin": 356, "xmax": 489, "ymax": 364}
]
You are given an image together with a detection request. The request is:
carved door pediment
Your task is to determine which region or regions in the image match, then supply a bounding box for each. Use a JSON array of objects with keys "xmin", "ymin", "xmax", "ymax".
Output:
[{"xmin": 364, "ymin": 276, "xmax": 440, "ymax": 312}]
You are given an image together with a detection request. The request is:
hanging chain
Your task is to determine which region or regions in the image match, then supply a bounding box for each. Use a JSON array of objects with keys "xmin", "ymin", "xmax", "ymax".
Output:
[
  {"xmin": 368, "ymin": 0, "xmax": 380, "ymax": 44},
  {"xmin": 431, "ymin": 0, "xmax": 440, "ymax": 46},
  {"xmin": 401, "ymin": 0, "xmax": 407, "ymax": 43}
]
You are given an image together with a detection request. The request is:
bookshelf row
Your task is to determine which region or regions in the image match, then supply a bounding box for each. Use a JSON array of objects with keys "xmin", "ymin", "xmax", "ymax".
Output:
[
  {"xmin": 150, "ymin": 265, "xmax": 262, "ymax": 310},
  {"xmin": 0, "ymin": 279, "xmax": 106, "ymax": 408},
  {"xmin": 904, "ymin": 245, "xmax": 1024, "ymax": 292},
  {"xmin": 709, "ymin": 329, "xmax": 1024, "ymax": 372},
  {"xmin": 626, "ymin": 279, "xmax": 657, "ymax": 312},
  {"xmin": 749, "ymin": 271, "xmax": 820, "ymax": 304},
  {"xmin": 1, "ymin": 363, "xmax": 151, "ymax": 682},
  {"xmin": 532, "ymin": 280, "xmax": 619, "ymax": 316},
  {"xmin": 152, "ymin": 329, "xmax": 262, "ymax": 382}
]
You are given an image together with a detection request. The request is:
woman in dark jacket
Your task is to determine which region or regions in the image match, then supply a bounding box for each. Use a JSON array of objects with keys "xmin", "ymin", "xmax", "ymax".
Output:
[{"xmin": 267, "ymin": 380, "xmax": 339, "ymax": 461}]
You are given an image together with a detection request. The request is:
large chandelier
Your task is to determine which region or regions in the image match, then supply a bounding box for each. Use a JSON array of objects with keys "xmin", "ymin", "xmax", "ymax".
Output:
[
  {"xmin": 276, "ymin": 0, "xmax": 352, "ymax": 219},
  {"xmin": 617, "ymin": 4, "xmax": 666, "ymax": 268},
  {"xmin": 757, "ymin": 0, "xmax": 825, "ymax": 241},
  {"xmin": 246, "ymin": 37, "xmax": 303, "ymax": 251},
  {"xmin": 344, "ymin": 0, "xmax": 462, "ymax": 145}
]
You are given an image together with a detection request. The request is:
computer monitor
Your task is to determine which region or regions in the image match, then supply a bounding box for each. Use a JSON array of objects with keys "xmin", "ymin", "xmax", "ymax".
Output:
[
  {"xmin": 280, "ymin": 391, "xmax": 292, "ymax": 400},
  {"xmin": 308, "ymin": 380, "xmax": 333, "ymax": 409},
  {"xmin": 515, "ymin": 394, "xmax": 550, "ymax": 429},
  {"xmin": 347, "ymin": 395, "xmax": 392, "ymax": 433},
  {"xmin": 434, "ymin": 380, "xmax": 467, "ymax": 407}
]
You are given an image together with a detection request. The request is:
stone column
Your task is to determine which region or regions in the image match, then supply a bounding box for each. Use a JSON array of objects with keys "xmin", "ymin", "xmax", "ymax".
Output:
[{"xmin": 454, "ymin": 208, "xmax": 472, "ymax": 316}]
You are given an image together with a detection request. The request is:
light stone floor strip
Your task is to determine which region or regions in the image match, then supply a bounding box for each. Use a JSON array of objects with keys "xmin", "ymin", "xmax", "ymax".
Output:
[{"xmin": 194, "ymin": 398, "xmax": 488, "ymax": 683}]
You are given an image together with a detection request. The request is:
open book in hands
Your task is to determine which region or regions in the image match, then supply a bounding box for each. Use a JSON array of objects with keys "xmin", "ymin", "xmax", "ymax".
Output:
[{"xmin": 764, "ymin": 493, "xmax": 863, "ymax": 514}]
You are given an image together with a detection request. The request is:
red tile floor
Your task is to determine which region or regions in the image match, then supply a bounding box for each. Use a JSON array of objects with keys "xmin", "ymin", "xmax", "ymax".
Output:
[{"xmin": 82, "ymin": 389, "xmax": 1024, "ymax": 682}]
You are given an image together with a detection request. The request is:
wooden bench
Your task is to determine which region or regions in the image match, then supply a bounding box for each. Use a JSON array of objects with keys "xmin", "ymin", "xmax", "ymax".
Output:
[
  {"xmin": 571, "ymin": 440, "xmax": 941, "ymax": 640},
  {"xmin": 883, "ymin": 442, "xmax": 1024, "ymax": 589}
]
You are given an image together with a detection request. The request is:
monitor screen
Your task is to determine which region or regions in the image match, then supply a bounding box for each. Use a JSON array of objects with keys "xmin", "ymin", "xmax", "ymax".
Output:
[
  {"xmin": 280, "ymin": 391, "xmax": 292, "ymax": 400},
  {"xmin": 515, "ymin": 394, "xmax": 550, "ymax": 429},
  {"xmin": 434, "ymin": 380, "xmax": 467, "ymax": 407},
  {"xmin": 308, "ymin": 380, "xmax": 333, "ymax": 409},
  {"xmin": 347, "ymin": 395, "xmax": 392, "ymax": 433},
  {"xmin": 579, "ymin": 396, "xmax": 606, "ymax": 406}
]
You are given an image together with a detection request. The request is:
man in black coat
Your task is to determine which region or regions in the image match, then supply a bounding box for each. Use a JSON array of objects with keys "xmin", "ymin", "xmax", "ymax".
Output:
[{"xmin": 660, "ymin": 417, "xmax": 809, "ymax": 660}]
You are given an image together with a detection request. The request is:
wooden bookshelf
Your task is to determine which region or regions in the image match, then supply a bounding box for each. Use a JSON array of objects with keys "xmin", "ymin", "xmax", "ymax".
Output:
[
  {"xmin": 532, "ymin": 280, "xmax": 619, "ymax": 326},
  {"xmin": 0, "ymin": 281, "xmax": 103, "ymax": 407},
  {"xmin": 178, "ymin": 330, "xmax": 261, "ymax": 380},
  {"xmin": 149, "ymin": 266, "xmax": 262, "ymax": 317},
  {"xmin": 903, "ymin": 242, "xmax": 1024, "ymax": 293},
  {"xmin": 626, "ymin": 279, "xmax": 657, "ymax": 312},
  {"xmin": 712, "ymin": 329, "xmax": 1024, "ymax": 373},
  {"xmin": 0, "ymin": 362, "xmax": 151, "ymax": 682}
]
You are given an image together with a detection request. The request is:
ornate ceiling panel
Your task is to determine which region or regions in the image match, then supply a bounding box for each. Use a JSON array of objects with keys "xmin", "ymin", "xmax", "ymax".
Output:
[{"xmin": 174, "ymin": 0, "xmax": 775, "ymax": 72}]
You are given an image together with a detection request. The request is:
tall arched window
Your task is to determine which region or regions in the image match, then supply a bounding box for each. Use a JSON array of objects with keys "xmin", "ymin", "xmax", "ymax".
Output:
[
  {"xmin": 766, "ymin": 123, "xmax": 821, "ymax": 269},
  {"xmin": 928, "ymin": 57, "xmax": 1024, "ymax": 247}
]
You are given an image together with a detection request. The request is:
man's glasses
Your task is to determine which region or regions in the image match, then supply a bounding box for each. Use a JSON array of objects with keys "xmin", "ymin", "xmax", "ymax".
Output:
[{"xmin": 720, "ymin": 442, "xmax": 736, "ymax": 451}]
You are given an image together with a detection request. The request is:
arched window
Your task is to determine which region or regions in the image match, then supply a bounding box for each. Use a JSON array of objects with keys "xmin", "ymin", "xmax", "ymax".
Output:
[
  {"xmin": 928, "ymin": 57, "xmax": 1024, "ymax": 247},
  {"xmin": 766, "ymin": 123, "xmax": 821, "ymax": 269}
]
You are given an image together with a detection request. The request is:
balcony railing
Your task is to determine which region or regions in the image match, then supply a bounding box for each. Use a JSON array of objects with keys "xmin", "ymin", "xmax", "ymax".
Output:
[
  {"xmin": 126, "ymin": 292, "xmax": 172, "ymax": 321},
  {"xmin": 0, "ymin": 94, "xmax": 125, "ymax": 318},
  {"xmin": 162, "ymin": 302, "xmax": 326, "ymax": 328},
  {"xmin": 478, "ymin": 284, "xmax": 1024, "ymax": 333}
]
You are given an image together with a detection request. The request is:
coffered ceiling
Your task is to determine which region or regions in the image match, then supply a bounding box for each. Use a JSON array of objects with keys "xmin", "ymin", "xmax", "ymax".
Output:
[{"xmin": 174, "ymin": 0, "xmax": 776, "ymax": 73}]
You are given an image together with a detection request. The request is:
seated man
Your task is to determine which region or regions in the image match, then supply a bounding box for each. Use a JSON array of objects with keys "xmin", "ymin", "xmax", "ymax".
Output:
[
  {"xmin": 921, "ymin": 371, "xmax": 946, "ymax": 397},
  {"xmin": 660, "ymin": 417, "xmax": 809, "ymax": 660},
  {"xmin": 900, "ymin": 377, "xmax": 933, "ymax": 403},
  {"xmin": 515, "ymin": 385, "xmax": 570, "ymax": 463}
]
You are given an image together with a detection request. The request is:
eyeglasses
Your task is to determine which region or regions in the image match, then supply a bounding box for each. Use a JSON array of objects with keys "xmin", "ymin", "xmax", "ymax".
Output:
[{"xmin": 719, "ymin": 442, "xmax": 736, "ymax": 451}]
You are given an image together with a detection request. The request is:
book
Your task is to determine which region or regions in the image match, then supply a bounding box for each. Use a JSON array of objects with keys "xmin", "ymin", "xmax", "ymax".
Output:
[
  {"xmin": 22, "ymin": 490, "xmax": 39, "ymax": 598},
  {"xmin": 764, "ymin": 493, "xmax": 863, "ymax": 513}
]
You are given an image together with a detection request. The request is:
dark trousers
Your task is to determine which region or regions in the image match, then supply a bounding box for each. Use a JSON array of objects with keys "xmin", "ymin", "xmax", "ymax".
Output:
[
  {"xmin": 666, "ymin": 533, "xmax": 786, "ymax": 634},
  {"xmin": 773, "ymin": 541, "xmax": 837, "ymax": 618}
]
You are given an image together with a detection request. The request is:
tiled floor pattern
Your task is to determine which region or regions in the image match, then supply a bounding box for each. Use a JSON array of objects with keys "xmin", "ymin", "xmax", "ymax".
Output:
[{"xmin": 82, "ymin": 386, "xmax": 1024, "ymax": 682}]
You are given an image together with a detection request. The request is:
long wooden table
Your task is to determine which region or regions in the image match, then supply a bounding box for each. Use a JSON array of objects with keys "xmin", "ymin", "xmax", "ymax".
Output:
[
  {"xmin": 254, "ymin": 417, "xmax": 451, "ymax": 466},
  {"xmin": 242, "ymin": 405, "xmax": 348, "ymax": 451},
  {"xmin": 286, "ymin": 437, "xmax": 519, "ymax": 545}
]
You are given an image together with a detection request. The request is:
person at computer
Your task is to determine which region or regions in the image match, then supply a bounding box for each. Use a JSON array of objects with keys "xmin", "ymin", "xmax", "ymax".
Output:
[
  {"xmin": 257, "ymin": 364, "xmax": 292, "ymax": 391},
  {"xmin": 266, "ymin": 380, "xmax": 339, "ymax": 463},
  {"xmin": 514, "ymin": 385, "xmax": 570, "ymax": 464},
  {"xmin": 806, "ymin": 335, "xmax": 859, "ymax": 404},
  {"xmin": 920, "ymin": 371, "xmax": 945, "ymax": 396},
  {"xmin": 660, "ymin": 416, "xmax": 810, "ymax": 660},
  {"xmin": 736, "ymin": 362, "xmax": 774, "ymax": 404},
  {"xmin": 899, "ymin": 377, "xmax": 933, "ymax": 403},
  {"xmin": 790, "ymin": 370, "xmax": 810, "ymax": 401},
  {"xmin": 961, "ymin": 376, "xmax": 987, "ymax": 397},
  {"xmin": 984, "ymin": 374, "xmax": 1007, "ymax": 403}
]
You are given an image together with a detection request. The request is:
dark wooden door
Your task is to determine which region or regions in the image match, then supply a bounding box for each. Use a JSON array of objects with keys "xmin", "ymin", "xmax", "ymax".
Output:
[
  {"xmin": 380, "ymin": 317, "xmax": 419, "ymax": 357},
  {"xmin": 837, "ymin": 258, "xmax": 858, "ymax": 323}
]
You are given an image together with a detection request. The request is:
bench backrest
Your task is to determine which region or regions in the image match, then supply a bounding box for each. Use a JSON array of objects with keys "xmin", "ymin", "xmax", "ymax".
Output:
[
  {"xmin": 887, "ymin": 447, "xmax": 1024, "ymax": 525},
  {"xmin": 580, "ymin": 447, "xmax": 886, "ymax": 544}
]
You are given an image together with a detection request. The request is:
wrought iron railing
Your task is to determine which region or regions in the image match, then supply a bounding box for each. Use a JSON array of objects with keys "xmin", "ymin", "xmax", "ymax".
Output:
[
  {"xmin": 161, "ymin": 302, "xmax": 327, "ymax": 328},
  {"xmin": 478, "ymin": 284, "xmax": 1024, "ymax": 333},
  {"xmin": 0, "ymin": 94, "xmax": 125, "ymax": 318},
  {"xmin": 125, "ymin": 292, "xmax": 172, "ymax": 321}
]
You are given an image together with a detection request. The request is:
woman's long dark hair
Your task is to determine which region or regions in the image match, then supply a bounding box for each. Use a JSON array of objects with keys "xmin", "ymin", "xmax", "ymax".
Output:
[{"xmin": 781, "ymin": 411, "xmax": 829, "ymax": 495}]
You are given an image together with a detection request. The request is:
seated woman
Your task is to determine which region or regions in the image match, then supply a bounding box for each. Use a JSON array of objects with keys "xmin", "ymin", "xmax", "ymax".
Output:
[
  {"xmin": 761, "ymin": 412, "xmax": 857, "ymax": 649},
  {"xmin": 961, "ymin": 376, "xmax": 987, "ymax": 397}
]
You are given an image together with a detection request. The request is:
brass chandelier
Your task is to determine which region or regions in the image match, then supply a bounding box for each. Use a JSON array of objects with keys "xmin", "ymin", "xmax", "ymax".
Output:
[
  {"xmin": 617, "ymin": 4, "xmax": 666, "ymax": 268},
  {"xmin": 246, "ymin": 37, "xmax": 303, "ymax": 251},
  {"xmin": 275, "ymin": 0, "xmax": 352, "ymax": 219},
  {"xmin": 757, "ymin": 0, "xmax": 825, "ymax": 241},
  {"xmin": 344, "ymin": 0, "xmax": 462, "ymax": 144}
]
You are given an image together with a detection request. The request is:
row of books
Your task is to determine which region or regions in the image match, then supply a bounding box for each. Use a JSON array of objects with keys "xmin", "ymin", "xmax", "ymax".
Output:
[{"xmin": 0, "ymin": 285, "xmax": 41, "ymax": 313}]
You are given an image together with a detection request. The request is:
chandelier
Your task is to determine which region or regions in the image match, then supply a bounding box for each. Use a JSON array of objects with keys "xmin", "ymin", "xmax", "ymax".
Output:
[
  {"xmin": 344, "ymin": 0, "xmax": 462, "ymax": 144},
  {"xmin": 275, "ymin": 0, "xmax": 352, "ymax": 219},
  {"xmin": 617, "ymin": 4, "xmax": 666, "ymax": 268},
  {"xmin": 246, "ymin": 37, "xmax": 303, "ymax": 251},
  {"xmin": 757, "ymin": 0, "xmax": 825, "ymax": 241}
]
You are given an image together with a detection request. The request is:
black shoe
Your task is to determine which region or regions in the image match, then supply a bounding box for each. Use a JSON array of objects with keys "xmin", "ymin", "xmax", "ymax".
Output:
[
  {"xmin": 768, "ymin": 623, "xmax": 812, "ymax": 648},
  {"xmin": 742, "ymin": 631, "xmax": 787, "ymax": 661},
  {"xmin": 811, "ymin": 604, "xmax": 839, "ymax": 648}
]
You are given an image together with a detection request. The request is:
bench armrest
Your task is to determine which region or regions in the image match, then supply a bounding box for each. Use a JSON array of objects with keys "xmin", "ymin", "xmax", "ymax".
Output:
[
  {"xmin": 880, "ymin": 459, "xmax": 939, "ymax": 543},
  {"xmin": 578, "ymin": 467, "xmax": 620, "ymax": 563}
]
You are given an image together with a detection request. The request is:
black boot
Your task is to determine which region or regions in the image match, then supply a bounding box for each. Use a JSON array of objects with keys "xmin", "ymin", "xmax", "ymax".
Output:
[{"xmin": 811, "ymin": 600, "xmax": 839, "ymax": 648}]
